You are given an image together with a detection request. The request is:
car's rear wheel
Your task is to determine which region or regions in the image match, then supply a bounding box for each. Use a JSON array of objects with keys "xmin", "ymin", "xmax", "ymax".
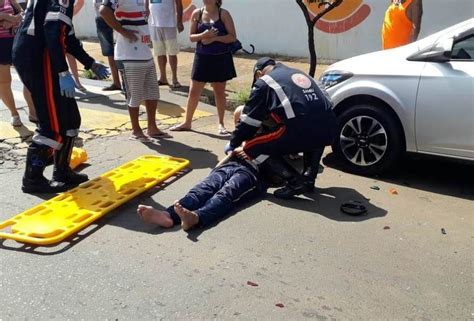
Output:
[{"xmin": 332, "ymin": 104, "xmax": 404, "ymax": 175}]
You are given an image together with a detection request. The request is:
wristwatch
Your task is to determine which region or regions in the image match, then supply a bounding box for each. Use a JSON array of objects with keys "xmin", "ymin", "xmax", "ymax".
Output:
[{"xmin": 58, "ymin": 71, "xmax": 71, "ymax": 77}]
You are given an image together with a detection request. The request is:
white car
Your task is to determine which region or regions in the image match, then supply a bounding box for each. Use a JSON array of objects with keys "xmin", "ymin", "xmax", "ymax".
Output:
[{"xmin": 320, "ymin": 19, "xmax": 474, "ymax": 175}]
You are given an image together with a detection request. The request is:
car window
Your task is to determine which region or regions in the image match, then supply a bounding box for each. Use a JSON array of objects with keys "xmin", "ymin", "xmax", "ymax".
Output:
[{"xmin": 451, "ymin": 35, "xmax": 474, "ymax": 60}]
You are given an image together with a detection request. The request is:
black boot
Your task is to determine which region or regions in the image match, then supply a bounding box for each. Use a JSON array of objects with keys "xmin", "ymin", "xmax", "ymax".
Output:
[
  {"xmin": 22, "ymin": 145, "xmax": 69, "ymax": 193},
  {"xmin": 52, "ymin": 137, "xmax": 88, "ymax": 186},
  {"xmin": 262, "ymin": 157, "xmax": 311, "ymax": 199},
  {"xmin": 302, "ymin": 147, "xmax": 325, "ymax": 192}
]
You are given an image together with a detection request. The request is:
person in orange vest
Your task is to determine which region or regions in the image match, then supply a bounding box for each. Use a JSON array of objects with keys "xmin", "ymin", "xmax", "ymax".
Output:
[{"xmin": 381, "ymin": 0, "xmax": 423, "ymax": 50}]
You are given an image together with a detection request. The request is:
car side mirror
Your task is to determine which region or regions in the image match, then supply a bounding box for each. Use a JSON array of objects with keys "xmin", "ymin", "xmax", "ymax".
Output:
[{"xmin": 407, "ymin": 38, "xmax": 454, "ymax": 63}]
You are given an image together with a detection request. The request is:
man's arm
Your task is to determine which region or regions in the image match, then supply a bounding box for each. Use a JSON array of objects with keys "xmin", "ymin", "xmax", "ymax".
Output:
[
  {"xmin": 229, "ymin": 82, "xmax": 270, "ymax": 149},
  {"xmin": 99, "ymin": 3, "xmax": 138, "ymax": 42},
  {"xmin": 175, "ymin": 0, "xmax": 183, "ymax": 33},
  {"xmin": 407, "ymin": 0, "xmax": 423, "ymax": 41},
  {"xmin": 65, "ymin": 31, "xmax": 95, "ymax": 69}
]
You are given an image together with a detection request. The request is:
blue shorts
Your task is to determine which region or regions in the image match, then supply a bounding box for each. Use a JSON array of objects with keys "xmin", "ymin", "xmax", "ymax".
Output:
[{"xmin": 95, "ymin": 16, "xmax": 114, "ymax": 57}]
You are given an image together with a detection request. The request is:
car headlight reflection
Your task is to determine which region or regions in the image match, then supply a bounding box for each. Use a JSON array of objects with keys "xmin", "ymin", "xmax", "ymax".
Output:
[{"xmin": 319, "ymin": 71, "xmax": 353, "ymax": 89}]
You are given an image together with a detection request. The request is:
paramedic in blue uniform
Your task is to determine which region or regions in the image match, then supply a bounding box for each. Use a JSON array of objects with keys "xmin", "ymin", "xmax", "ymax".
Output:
[
  {"xmin": 12, "ymin": 0, "xmax": 109, "ymax": 193},
  {"xmin": 226, "ymin": 57, "xmax": 338, "ymax": 199}
]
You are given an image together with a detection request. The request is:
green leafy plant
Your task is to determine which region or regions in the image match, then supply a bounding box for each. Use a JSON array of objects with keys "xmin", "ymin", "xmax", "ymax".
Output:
[
  {"xmin": 233, "ymin": 88, "xmax": 251, "ymax": 105},
  {"xmin": 81, "ymin": 69, "xmax": 96, "ymax": 80}
]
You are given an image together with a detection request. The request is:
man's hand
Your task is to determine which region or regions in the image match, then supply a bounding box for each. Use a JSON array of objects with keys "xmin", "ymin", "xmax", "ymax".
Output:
[
  {"xmin": 91, "ymin": 62, "xmax": 110, "ymax": 80},
  {"xmin": 120, "ymin": 28, "xmax": 139, "ymax": 43},
  {"xmin": 58, "ymin": 72, "xmax": 76, "ymax": 98},
  {"xmin": 233, "ymin": 147, "xmax": 250, "ymax": 161},
  {"xmin": 177, "ymin": 22, "xmax": 184, "ymax": 33}
]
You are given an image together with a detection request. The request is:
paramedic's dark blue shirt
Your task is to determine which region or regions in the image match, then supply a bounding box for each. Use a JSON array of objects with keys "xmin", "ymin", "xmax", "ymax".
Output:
[{"xmin": 230, "ymin": 63, "xmax": 333, "ymax": 148}]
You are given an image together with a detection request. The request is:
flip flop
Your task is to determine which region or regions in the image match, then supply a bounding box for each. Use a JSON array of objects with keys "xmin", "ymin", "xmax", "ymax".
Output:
[
  {"xmin": 340, "ymin": 201, "xmax": 367, "ymax": 216},
  {"xmin": 75, "ymin": 84, "xmax": 87, "ymax": 92},
  {"xmin": 148, "ymin": 132, "xmax": 173, "ymax": 139},
  {"xmin": 129, "ymin": 135, "xmax": 150, "ymax": 142},
  {"xmin": 102, "ymin": 84, "xmax": 121, "ymax": 91},
  {"xmin": 158, "ymin": 80, "xmax": 169, "ymax": 86},
  {"xmin": 11, "ymin": 115, "xmax": 22, "ymax": 127},
  {"xmin": 170, "ymin": 81, "xmax": 182, "ymax": 89},
  {"xmin": 218, "ymin": 126, "xmax": 231, "ymax": 136},
  {"xmin": 169, "ymin": 124, "xmax": 191, "ymax": 132}
]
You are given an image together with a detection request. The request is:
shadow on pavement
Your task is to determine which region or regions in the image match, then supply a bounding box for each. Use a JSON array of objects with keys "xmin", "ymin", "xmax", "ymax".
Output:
[
  {"xmin": 141, "ymin": 139, "xmax": 219, "ymax": 170},
  {"xmin": 77, "ymin": 93, "xmax": 127, "ymax": 111},
  {"xmin": 189, "ymin": 129, "xmax": 233, "ymax": 141},
  {"xmin": 266, "ymin": 187, "xmax": 387, "ymax": 222},
  {"xmin": 323, "ymin": 152, "xmax": 474, "ymax": 201}
]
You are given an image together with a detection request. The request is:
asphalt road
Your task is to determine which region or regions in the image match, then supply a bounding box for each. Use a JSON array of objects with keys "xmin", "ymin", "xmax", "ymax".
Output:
[{"xmin": 0, "ymin": 92, "xmax": 472, "ymax": 320}]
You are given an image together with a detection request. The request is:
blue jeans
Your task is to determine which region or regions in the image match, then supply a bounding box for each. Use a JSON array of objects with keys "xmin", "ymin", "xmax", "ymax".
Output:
[{"xmin": 167, "ymin": 161, "xmax": 266, "ymax": 228}]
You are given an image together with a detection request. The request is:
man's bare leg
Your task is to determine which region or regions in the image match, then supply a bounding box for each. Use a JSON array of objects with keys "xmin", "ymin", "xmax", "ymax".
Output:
[
  {"xmin": 174, "ymin": 202, "xmax": 199, "ymax": 231},
  {"xmin": 128, "ymin": 106, "xmax": 145, "ymax": 138},
  {"xmin": 137, "ymin": 204, "xmax": 174, "ymax": 228}
]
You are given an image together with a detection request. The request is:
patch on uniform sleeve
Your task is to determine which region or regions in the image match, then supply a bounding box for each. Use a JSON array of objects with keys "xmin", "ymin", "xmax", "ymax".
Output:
[{"xmin": 291, "ymin": 73, "xmax": 312, "ymax": 89}]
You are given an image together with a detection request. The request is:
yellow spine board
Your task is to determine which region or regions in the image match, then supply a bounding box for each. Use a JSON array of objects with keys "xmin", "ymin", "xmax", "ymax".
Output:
[{"xmin": 0, "ymin": 155, "xmax": 189, "ymax": 245}]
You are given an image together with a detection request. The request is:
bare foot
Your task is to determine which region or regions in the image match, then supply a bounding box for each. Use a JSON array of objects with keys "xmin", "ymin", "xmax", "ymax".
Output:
[
  {"xmin": 131, "ymin": 129, "xmax": 146, "ymax": 138},
  {"xmin": 137, "ymin": 205, "xmax": 174, "ymax": 228},
  {"xmin": 173, "ymin": 202, "xmax": 199, "ymax": 231}
]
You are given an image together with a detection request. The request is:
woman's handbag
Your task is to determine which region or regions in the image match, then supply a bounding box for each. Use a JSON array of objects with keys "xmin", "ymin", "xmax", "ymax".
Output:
[{"xmin": 229, "ymin": 40, "xmax": 255, "ymax": 55}]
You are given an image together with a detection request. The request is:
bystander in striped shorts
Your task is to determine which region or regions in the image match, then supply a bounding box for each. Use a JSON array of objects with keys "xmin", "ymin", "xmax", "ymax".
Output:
[{"xmin": 117, "ymin": 59, "xmax": 160, "ymax": 108}]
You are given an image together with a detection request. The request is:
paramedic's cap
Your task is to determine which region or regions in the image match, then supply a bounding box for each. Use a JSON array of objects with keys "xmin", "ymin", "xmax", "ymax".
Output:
[{"xmin": 252, "ymin": 57, "xmax": 276, "ymax": 87}]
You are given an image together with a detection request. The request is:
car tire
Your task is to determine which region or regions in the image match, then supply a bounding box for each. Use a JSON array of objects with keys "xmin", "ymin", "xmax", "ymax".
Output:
[{"xmin": 332, "ymin": 103, "xmax": 404, "ymax": 175}]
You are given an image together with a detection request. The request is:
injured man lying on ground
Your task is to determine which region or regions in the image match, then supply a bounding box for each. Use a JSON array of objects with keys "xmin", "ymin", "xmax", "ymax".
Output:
[
  {"xmin": 137, "ymin": 102, "xmax": 327, "ymax": 231},
  {"xmin": 137, "ymin": 106, "xmax": 270, "ymax": 231}
]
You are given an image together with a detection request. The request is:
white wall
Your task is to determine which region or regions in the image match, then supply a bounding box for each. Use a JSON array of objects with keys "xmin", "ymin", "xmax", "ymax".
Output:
[{"xmin": 74, "ymin": 0, "xmax": 474, "ymax": 61}]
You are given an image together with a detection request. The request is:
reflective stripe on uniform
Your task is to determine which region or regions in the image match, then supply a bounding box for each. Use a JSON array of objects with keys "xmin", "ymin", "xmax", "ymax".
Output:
[
  {"xmin": 252, "ymin": 154, "xmax": 269, "ymax": 165},
  {"xmin": 66, "ymin": 129, "xmax": 79, "ymax": 137},
  {"xmin": 45, "ymin": 11, "xmax": 72, "ymax": 26},
  {"xmin": 32, "ymin": 134, "xmax": 62, "ymax": 149},
  {"xmin": 260, "ymin": 75, "xmax": 296, "ymax": 119},
  {"xmin": 240, "ymin": 114, "xmax": 262, "ymax": 127},
  {"xmin": 26, "ymin": 0, "xmax": 36, "ymax": 35}
]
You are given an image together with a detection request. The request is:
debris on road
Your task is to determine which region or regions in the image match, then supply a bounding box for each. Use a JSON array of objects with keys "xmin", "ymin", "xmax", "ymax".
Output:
[
  {"xmin": 389, "ymin": 188, "xmax": 399, "ymax": 195},
  {"xmin": 383, "ymin": 226, "xmax": 391, "ymax": 230},
  {"xmin": 275, "ymin": 303, "xmax": 285, "ymax": 308},
  {"xmin": 370, "ymin": 186, "xmax": 380, "ymax": 190},
  {"xmin": 441, "ymin": 228, "xmax": 447, "ymax": 235},
  {"xmin": 247, "ymin": 281, "xmax": 258, "ymax": 287},
  {"xmin": 340, "ymin": 201, "xmax": 367, "ymax": 216}
]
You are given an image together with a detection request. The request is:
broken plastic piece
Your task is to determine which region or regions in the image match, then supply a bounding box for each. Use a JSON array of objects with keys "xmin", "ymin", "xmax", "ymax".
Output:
[
  {"xmin": 340, "ymin": 201, "xmax": 367, "ymax": 216},
  {"xmin": 389, "ymin": 188, "xmax": 398, "ymax": 195},
  {"xmin": 70, "ymin": 147, "xmax": 88, "ymax": 169},
  {"xmin": 247, "ymin": 281, "xmax": 258, "ymax": 287}
]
